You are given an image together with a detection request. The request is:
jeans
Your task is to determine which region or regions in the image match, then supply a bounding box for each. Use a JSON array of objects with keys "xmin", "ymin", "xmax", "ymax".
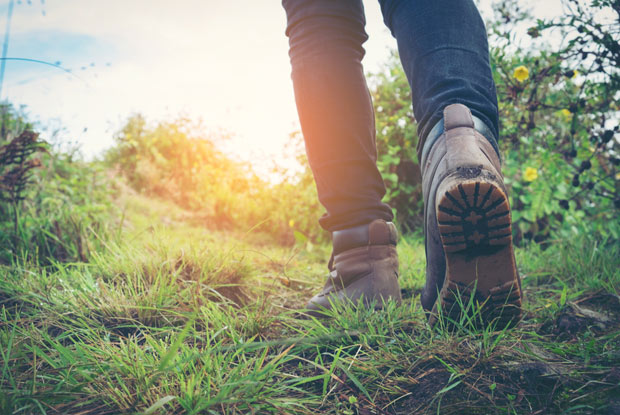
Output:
[{"xmin": 282, "ymin": 0, "xmax": 499, "ymax": 232}]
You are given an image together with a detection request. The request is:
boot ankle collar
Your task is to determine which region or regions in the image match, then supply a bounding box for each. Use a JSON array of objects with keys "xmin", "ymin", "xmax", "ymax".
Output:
[
  {"xmin": 332, "ymin": 220, "xmax": 398, "ymax": 256},
  {"xmin": 419, "ymin": 108, "xmax": 499, "ymax": 167}
]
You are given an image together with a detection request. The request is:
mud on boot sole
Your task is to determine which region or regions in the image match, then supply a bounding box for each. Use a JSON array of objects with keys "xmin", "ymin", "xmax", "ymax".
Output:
[{"xmin": 430, "ymin": 174, "xmax": 522, "ymax": 328}]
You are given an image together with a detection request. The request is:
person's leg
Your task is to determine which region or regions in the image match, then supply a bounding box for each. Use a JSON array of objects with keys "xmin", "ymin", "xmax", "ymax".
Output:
[
  {"xmin": 379, "ymin": 0, "xmax": 499, "ymax": 152},
  {"xmin": 379, "ymin": 0, "xmax": 522, "ymax": 325},
  {"xmin": 282, "ymin": 0, "xmax": 401, "ymax": 314},
  {"xmin": 282, "ymin": 0, "xmax": 392, "ymax": 232}
]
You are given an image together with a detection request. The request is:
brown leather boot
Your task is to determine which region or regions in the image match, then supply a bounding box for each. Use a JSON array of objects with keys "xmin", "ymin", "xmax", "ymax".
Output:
[
  {"xmin": 420, "ymin": 104, "xmax": 522, "ymax": 327},
  {"xmin": 305, "ymin": 219, "xmax": 402, "ymax": 316}
]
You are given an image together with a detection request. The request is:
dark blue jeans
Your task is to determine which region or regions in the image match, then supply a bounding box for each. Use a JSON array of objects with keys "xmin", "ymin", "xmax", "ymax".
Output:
[{"xmin": 282, "ymin": 0, "xmax": 499, "ymax": 232}]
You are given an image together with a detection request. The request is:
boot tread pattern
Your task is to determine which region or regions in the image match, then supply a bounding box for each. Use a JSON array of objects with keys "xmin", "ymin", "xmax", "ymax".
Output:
[{"xmin": 437, "ymin": 182, "xmax": 512, "ymax": 252}]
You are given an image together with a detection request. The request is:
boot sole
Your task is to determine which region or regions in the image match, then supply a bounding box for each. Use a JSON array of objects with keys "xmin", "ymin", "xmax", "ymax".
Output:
[{"xmin": 430, "ymin": 171, "xmax": 522, "ymax": 328}]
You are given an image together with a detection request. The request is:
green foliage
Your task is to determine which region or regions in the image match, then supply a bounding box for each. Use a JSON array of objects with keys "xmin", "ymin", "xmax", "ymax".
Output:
[
  {"xmin": 369, "ymin": 52, "xmax": 422, "ymax": 231},
  {"xmin": 106, "ymin": 114, "xmax": 242, "ymax": 211},
  {"xmin": 0, "ymin": 103, "xmax": 114, "ymax": 264},
  {"xmin": 0, "ymin": 130, "xmax": 46, "ymax": 205},
  {"xmin": 106, "ymin": 116, "xmax": 327, "ymax": 244},
  {"xmin": 0, "ymin": 103, "xmax": 32, "ymax": 136},
  {"xmin": 489, "ymin": 0, "xmax": 619, "ymax": 241}
]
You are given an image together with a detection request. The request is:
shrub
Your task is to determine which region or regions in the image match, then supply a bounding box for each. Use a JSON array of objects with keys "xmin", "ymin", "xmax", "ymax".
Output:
[
  {"xmin": 490, "ymin": 0, "xmax": 619, "ymax": 241},
  {"xmin": 106, "ymin": 116, "xmax": 326, "ymax": 244},
  {"xmin": 0, "ymin": 103, "xmax": 115, "ymax": 264}
]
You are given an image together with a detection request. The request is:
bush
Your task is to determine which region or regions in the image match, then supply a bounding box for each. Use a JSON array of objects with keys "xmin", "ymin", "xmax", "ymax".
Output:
[
  {"xmin": 490, "ymin": 0, "xmax": 619, "ymax": 241},
  {"xmin": 0, "ymin": 103, "xmax": 115, "ymax": 264},
  {"xmin": 106, "ymin": 116, "xmax": 326, "ymax": 244}
]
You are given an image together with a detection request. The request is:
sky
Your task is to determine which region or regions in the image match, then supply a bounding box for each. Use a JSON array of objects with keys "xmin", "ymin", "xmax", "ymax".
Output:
[{"xmin": 0, "ymin": 0, "xmax": 563, "ymax": 173}]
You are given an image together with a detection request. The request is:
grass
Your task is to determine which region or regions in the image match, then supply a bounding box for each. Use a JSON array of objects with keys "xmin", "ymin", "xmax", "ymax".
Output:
[{"xmin": 1, "ymin": 192, "xmax": 619, "ymax": 414}]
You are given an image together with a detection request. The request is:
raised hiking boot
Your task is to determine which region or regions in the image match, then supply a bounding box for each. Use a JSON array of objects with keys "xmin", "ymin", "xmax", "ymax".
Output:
[
  {"xmin": 419, "ymin": 104, "xmax": 522, "ymax": 327},
  {"xmin": 305, "ymin": 219, "xmax": 402, "ymax": 316}
]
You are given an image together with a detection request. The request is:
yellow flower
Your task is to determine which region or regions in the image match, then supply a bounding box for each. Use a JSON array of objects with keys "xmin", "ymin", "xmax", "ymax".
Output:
[
  {"xmin": 524, "ymin": 167, "xmax": 538, "ymax": 182},
  {"xmin": 513, "ymin": 65, "xmax": 529, "ymax": 82},
  {"xmin": 559, "ymin": 108, "xmax": 572, "ymax": 121},
  {"xmin": 288, "ymin": 219, "xmax": 295, "ymax": 228}
]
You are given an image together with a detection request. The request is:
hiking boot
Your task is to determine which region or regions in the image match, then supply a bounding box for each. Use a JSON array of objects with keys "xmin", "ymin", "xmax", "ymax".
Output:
[
  {"xmin": 305, "ymin": 219, "xmax": 402, "ymax": 316},
  {"xmin": 419, "ymin": 104, "xmax": 522, "ymax": 327}
]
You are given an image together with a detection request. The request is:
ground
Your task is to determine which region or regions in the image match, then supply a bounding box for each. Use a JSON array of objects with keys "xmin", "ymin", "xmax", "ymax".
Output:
[{"xmin": 0, "ymin": 193, "xmax": 619, "ymax": 415}]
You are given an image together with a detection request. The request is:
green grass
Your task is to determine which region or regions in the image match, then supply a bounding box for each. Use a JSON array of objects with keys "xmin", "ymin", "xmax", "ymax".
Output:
[{"xmin": 1, "ymin": 193, "xmax": 619, "ymax": 414}]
